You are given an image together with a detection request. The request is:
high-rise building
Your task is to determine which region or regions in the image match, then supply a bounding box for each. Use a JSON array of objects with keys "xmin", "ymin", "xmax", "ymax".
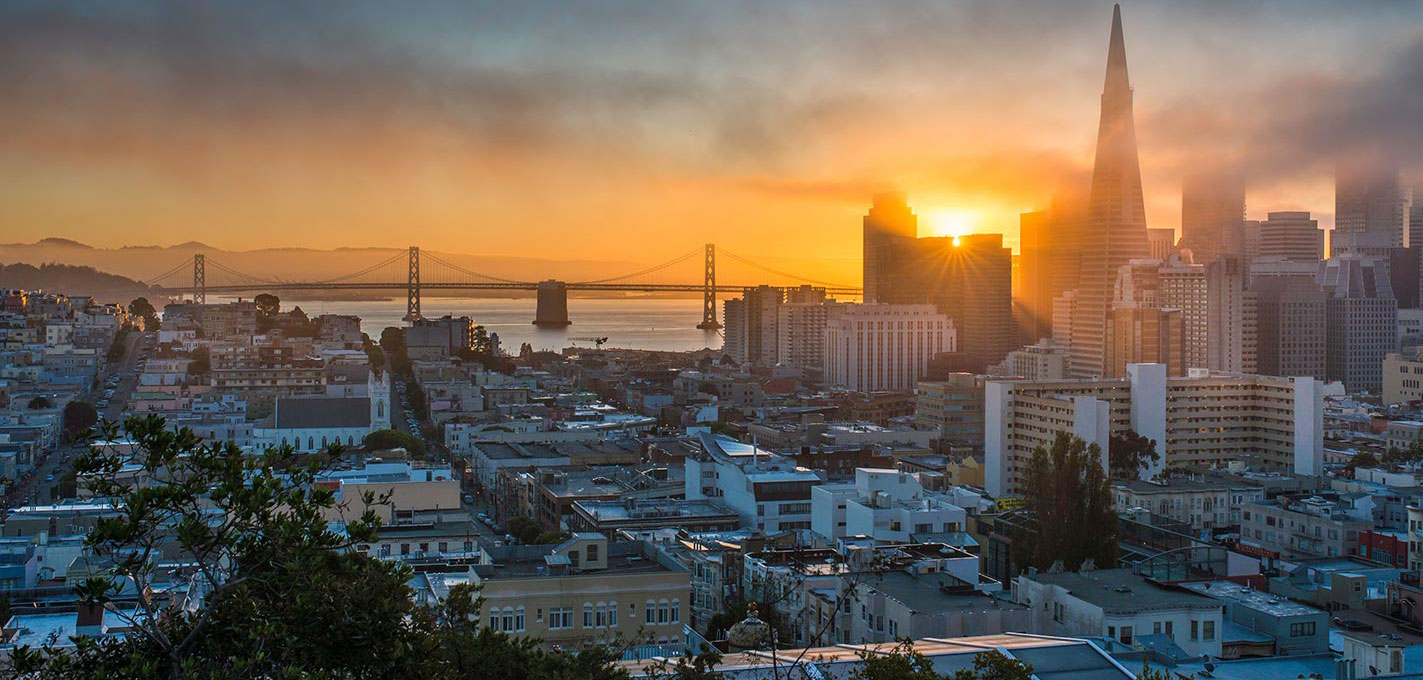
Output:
[
  {"xmin": 1336, "ymin": 160, "xmax": 1414, "ymax": 248},
  {"xmin": 987, "ymin": 338, "xmax": 1071, "ymax": 380},
  {"xmin": 1052, "ymin": 291, "xmax": 1078, "ymax": 349},
  {"xmin": 1147, "ymin": 228, "xmax": 1176, "ymax": 260},
  {"xmin": 860, "ymin": 197, "xmax": 1013, "ymax": 371},
  {"xmin": 1318, "ymin": 256, "xmax": 1397, "ymax": 392},
  {"xmin": 1018, "ymin": 210, "xmax": 1054, "ymax": 343},
  {"xmin": 1205, "ymin": 256, "xmax": 1257, "ymax": 374},
  {"xmin": 1070, "ymin": 5, "xmax": 1150, "ymax": 378},
  {"xmin": 1250, "ymin": 274, "xmax": 1326, "ymax": 380},
  {"xmin": 1105, "ymin": 259, "xmax": 1183, "ymax": 377},
  {"xmin": 1179, "ymin": 172, "xmax": 1246, "ymax": 266},
  {"xmin": 863, "ymin": 193, "xmax": 919, "ymax": 303},
  {"xmin": 720, "ymin": 285, "xmax": 786, "ymax": 366},
  {"xmin": 777, "ymin": 300, "xmax": 841, "ymax": 378},
  {"xmin": 984, "ymin": 366, "xmax": 1326, "ymax": 495},
  {"xmin": 1257, "ymin": 211, "xmax": 1324, "ymax": 264},
  {"xmin": 824, "ymin": 304, "xmax": 955, "ymax": 392},
  {"xmin": 1158, "ymin": 255, "xmax": 1208, "ymax": 369}
]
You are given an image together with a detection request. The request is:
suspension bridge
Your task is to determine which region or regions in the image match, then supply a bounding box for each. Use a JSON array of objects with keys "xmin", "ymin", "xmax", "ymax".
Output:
[{"xmin": 140, "ymin": 245, "xmax": 860, "ymax": 329}]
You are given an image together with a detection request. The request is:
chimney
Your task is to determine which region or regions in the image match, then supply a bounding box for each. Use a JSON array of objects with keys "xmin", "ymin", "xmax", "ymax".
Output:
[{"xmin": 76, "ymin": 603, "xmax": 105, "ymax": 637}]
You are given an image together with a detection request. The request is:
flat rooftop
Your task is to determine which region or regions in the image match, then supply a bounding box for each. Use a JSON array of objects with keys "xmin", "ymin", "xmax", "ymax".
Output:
[
  {"xmin": 1024, "ymin": 568, "xmax": 1219, "ymax": 613},
  {"xmin": 1180, "ymin": 580, "xmax": 1323, "ymax": 617}
]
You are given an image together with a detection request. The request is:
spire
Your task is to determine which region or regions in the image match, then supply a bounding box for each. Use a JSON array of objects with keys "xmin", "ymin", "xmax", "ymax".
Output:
[{"xmin": 1104, "ymin": 3, "xmax": 1130, "ymax": 95}]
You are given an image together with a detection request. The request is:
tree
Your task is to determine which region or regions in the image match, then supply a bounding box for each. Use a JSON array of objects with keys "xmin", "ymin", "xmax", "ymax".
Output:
[
  {"xmin": 380, "ymin": 326, "xmax": 413, "ymax": 377},
  {"xmin": 704, "ymin": 601, "xmax": 790, "ymax": 643},
  {"xmin": 107, "ymin": 328, "xmax": 130, "ymax": 362},
  {"xmin": 1108, "ymin": 429, "xmax": 1159, "ymax": 480},
  {"xmin": 1345, "ymin": 451, "xmax": 1380, "ymax": 476},
  {"xmin": 1016, "ymin": 431, "xmax": 1118, "ymax": 572},
  {"xmin": 26, "ymin": 396, "xmax": 52, "ymax": 410},
  {"xmin": 254, "ymin": 293, "xmax": 280, "ymax": 319},
  {"xmin": 62, "ymin": 401, "xmax": 99, "ymax": 439},
  {"xmin": 362, "ymin": 428, "xmax": 427, "ymax": 459},
  {"xmin": 472, "ymin": 325, "xmax": 493, "ymax": 355},
  {"xmin": 12, "ymin": 416, "xmax": 634, "ymax": 680},
  {"xmin": 187, "ymin": 346, "xmax": 211, "ymax": 377},
  {"xmin": 128, "ymin": 297, "xmax": 159, "ymax": 331}
]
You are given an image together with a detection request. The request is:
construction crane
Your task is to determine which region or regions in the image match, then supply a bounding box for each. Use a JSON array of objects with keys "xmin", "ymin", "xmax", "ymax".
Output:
[{"xmin": 569, "ymin": 336, "xmax": 609, "ymax": 349}]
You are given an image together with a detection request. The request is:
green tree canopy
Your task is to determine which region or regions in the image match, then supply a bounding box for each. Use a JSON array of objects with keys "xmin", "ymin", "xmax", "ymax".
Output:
[
  {"xmin": 1016, "ymin": 431, "xmax": 1118, "ymax": 573},
  {"xmin": 1108, "ymin": 429, "xmax": 1159, "ymax": 480},
  {"xmin": 362, "ymin": 428, "xmax": 427, "ymax": 458},
  {"xmin": 62, "ymin": 401, "xmax": 99, "ymax": 438},
  {"xmin": 850, "ymin": 642, "xmax": 1034, "ymax": 680},
  {"xmin": 128, "ymin": 297, "xmax": 159, "ymax": 331},
  {"xmin": 26, "ymin": 396, "xmax": 52, "ymax": 410},
  {"xmin": 253, "ymin": 293, "xmax": 280, "ymax": 319}
]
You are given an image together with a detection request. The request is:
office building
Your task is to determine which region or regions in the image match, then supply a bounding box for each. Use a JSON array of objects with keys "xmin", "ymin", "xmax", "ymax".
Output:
[
  {"xmin": 914, "ymin": 374, "xmax": 986, "ymax": 442},
  {"xmin": 1335, "ymin": 159, "xmax": 1413, "ymax": 248},
  {"xmin": 987, "ymin": 338, "xmax": 1070, "ymax": 380},
  {"xmin": 863, "ymin": 192, "xmax": 920, "ymax": 304},
  {"xmin": 1157, "ymin": 255, "xmax": 1208, "ymax": 369},
  {"xmin": 1250, "ymin": 274, "xmax": 1327, "ymax": 380},
  {"xmin": 1106, "ymin": 259, "xmax": 1183, "ymax": 377},
  {"xmin": 1147, "ymin": 228, "xmax": 1175, "ymax": 260},
  {"xmin": 1178, "ymin": 172, "xmax": 1245, "ymax": 266},
  {"xmin": 1318, "ymin": 256, "xmax": 1397, "ymax": 392},
  {"xmin": 1071, "ymin": 6, "xmax": 1150, "ymax": 378},
  {"xmin": 1205, "ymin": 256, "xmax": 1257, "ymax": 374},
  {"xmin": 1257, "ymin": 211, "xmax": 1324, "ymax": 264},
  {"xmin": 1018, "ymin": 210, "xmax": 1054, "ymax": 343},
  {"xmin": 824, "ymin": 303, "xmax": 955, "ymax": 392},
  {"xmin": 984, "ymin": 365, "xmax": 1326, "ymax": 495}
]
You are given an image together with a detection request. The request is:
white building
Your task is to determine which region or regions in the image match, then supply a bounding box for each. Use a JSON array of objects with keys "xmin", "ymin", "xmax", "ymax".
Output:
[
  {"xmin": 684, "ymin": 433, "xmax": 824, "ymax": 534},
  {"xmin": 984, "ymin": 364, "xmax": 1325, "ymax": 496},
  {"xmin": 810, "ymin": 468, "xmax": 967, "ymax": 544},
  {"xmin": 824, "ymin": 304, "xmax": 955, "ymax": 392},
  {"xmin": 252, "ymin": 368, "xmax": 390, "ymax": 452},
  {"xmin": 987, "ymin": 338, "xmax": 1070, "ymax": 379},
  {"xmin": 1015, "ymin": 568, "xmax": 1223, "ymax": 658}
]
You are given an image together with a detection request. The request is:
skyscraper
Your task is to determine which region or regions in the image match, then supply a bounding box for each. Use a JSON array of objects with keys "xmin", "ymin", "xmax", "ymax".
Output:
[
  {"xmin": 1158, "ymin": 255, "xmax": 1208, "ymax": 369},
  {"xmin": 1251, "ymin": 274, "xmax": 1326, "ymax": 380},
  {"xmin": 1147, "ymin": 228, "xmax": 1176, "ymax": 260},
  {"xmin": 1336, "ymin": 159, "xmax": 1413, "ymax": 248},
  {"xmin": 1318, "ymin": 256, "xmax": 1397, "ymax": 392},
  {"xmin": 1017, "ymin": 210, "xmax": 1054, "ymax": 343},
  {"xmin": 1070, "ymin": 5, "xmax": 1150, "ymax": 378},
  {"xmin": 1205, "ymin": 256, "xmax": 1258, "ymax": 374},
  {"xmin": 1256, "ymin": 211, "xmax": 1324, "ymax": 264},
  {"xmin": 862, "ymin": 193, "xmax": 919, "ymax": 303},
  {"xmin": 1179, "ymin": 172, "xmax": 1246, "ymax": 266}
]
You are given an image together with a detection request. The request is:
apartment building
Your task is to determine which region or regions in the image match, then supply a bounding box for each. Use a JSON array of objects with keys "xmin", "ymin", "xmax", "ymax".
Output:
[
  {"xmin": 684, "ymin": 433, "xmax": 825, "ymax": 534},
  {"xmin": 913, "ymin": 374, "xmax": 985, "ymax": 443},
  {"xmin": 1112, "ymin": 479, "xmax": 1265, "ymax": 532},
  {"xmin": 824, "ymin": 304, "xmax": 955, "ymax": 392},
  {"xmin": 1241, "ymin": 493, "xmax": 1375, "ymax": 560},
  {"xmin": 984, "ymin": 364, "xmax": 1326, "ymax": 496}
]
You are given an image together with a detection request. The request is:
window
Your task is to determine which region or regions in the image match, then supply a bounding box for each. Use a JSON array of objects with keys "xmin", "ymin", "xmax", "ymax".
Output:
[
  {"xmin": 584, "ymin": 602, "xmax": 594, "ymax": 627},
  {"xmin": 609, "ymin": 601, "xmax": 618, "ymax": 627},
  {"xmin": 587, "ymin": 543, "xmax": 599, "ymax": 562},
  {"xmin": 1203, "ymin": 620, "xmax": 1215, "ymax": 640},
  {"xmin": 1289, "ymin": 622, "xmax": 1316, "ymax": 637},
  {"xmin": 548, "ymin": 608, "xmax": 574, "ymax": 630},
  {"xmin": 1190, "ymin": 620, "xmax": 1199, "ymax": 640},
  {"xmin": 502, "ymin": 607, "xmax": 515, "ymax": 632},
  {"xmin": 596, "ymin": 602, "xmax": 607, "ymax": 627},
  {"xmin": 646, "ymin": 600, "xmax": 656, "ymax": 624},
  {"xmin": 1120, "ymin": 626, "xmax": 1133, "ymax": 645},
  {"xmin": 671, "ymin": 599, "xmax": 680, "ymax": 624},
  {"xmin": 658, "ymin": 599, "xmax": 670, "ymax": 624}
]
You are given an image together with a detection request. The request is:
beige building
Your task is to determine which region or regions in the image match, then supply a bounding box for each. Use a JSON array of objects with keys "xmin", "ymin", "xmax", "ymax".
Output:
[
  {"xmin": 1384, "ymin": 351, "xmax": 1423, "ymax": 405},
  {"xmin": 317, "ymin": 462, "xmax": 462, "ymax": 523},
  {"xmin": 425, "ymin": 535, "xmax": 691, "ymax": 648},
  {"xmin": 985, "ymin": 366, "xmax": 1326, "ymax": 496},
  {"xmin": 1112, "ymin": 479, "xmax": 1265, "ymax": 532},
  {"xmin": 914, "ymin": 374, "xmax": 985, "ymax": 443}
]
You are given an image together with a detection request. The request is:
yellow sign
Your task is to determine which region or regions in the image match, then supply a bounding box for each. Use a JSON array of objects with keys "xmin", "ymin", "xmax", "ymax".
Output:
[{"xmin": 995, "ymin": 496, "xmax": 1026, "ymax": 511}]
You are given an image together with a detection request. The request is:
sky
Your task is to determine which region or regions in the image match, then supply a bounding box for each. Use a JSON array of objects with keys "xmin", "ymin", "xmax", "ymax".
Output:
[{"xmin": 2, "ymin": 1, "xmax": 1421, "ymax": 283}]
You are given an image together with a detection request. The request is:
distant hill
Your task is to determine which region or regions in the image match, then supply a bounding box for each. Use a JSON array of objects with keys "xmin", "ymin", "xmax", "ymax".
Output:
[{"xmin": 0, "ymin": 262, "xmax": 154, "ymax": 302}]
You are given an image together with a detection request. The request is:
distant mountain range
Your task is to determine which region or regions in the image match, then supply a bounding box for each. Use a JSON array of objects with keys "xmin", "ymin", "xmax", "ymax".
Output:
[{"xmin": 0, "ymin": 239, "xmax": 638, "ymax": 294}]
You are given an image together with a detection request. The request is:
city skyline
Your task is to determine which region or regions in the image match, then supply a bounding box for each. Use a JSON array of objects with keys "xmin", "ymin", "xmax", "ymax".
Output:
[{"xmin": 3, "ymin": 1, "xmax": 1423, "ymax": 281}]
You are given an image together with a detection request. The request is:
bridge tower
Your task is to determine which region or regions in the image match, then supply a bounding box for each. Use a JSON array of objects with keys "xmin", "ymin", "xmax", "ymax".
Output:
[
  {"xmin": 403, "ymin": 246, "xmax": 422, "ymax": 322},
  {"xmin": 696, "ymin": 243, "xmax": 720, "ymax": 329},
  {"xmin": 533, "ymin": 280, "xmax": 572, "ymax": 327},
  {"xmin": 192, "ymin": 254, "xmax": 206, "ymax": 304}
]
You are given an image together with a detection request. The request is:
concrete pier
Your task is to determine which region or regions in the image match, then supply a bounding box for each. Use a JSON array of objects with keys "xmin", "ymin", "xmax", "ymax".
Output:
[{"xmin": 533, "ymin": 280, "xmax": 572, "ymax": 327}]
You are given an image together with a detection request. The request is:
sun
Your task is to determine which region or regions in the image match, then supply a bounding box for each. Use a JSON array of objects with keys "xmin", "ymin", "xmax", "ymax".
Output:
[{"xmin": 924, "ymin": 208, "xmax": 979, "ymax": 239}]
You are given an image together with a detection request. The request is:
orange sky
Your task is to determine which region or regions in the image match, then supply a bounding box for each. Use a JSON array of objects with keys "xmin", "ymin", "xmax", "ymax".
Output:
[{"xmin": 3, "ymin": 1, "xmax": 1420, "ymax": 285}]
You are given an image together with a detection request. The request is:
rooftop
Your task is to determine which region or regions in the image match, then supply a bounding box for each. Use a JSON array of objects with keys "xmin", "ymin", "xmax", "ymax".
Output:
[
  {"xmin": 1180, "ymin": 580, "xmax": 1324, "ymax": 617},
  {"xmin": 274, "ymin": 396, "xmax": 370, "ymax": 429},
  {"xmin": 1023, "ymin": 568, "xmax": 1219, "ymax": 613}
]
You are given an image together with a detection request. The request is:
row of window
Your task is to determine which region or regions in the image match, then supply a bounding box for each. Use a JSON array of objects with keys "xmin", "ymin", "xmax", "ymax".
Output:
[{"xmin": 484, "ymin": 599, "xmax": 680, "ymax": 632}]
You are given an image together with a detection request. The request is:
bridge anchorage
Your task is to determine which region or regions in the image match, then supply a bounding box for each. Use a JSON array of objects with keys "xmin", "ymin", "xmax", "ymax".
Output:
[{"xmin": 142, "ymin": 245, "xmax": 860, "ymax": 329}]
